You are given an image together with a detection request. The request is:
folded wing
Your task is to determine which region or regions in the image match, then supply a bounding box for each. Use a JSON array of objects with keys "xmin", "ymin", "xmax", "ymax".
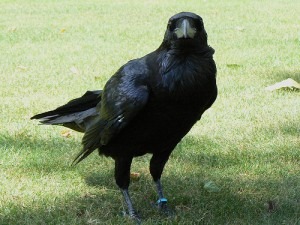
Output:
[{"xmin": 73, "ymin": 60, "xmax": 150, "ymax": 164}]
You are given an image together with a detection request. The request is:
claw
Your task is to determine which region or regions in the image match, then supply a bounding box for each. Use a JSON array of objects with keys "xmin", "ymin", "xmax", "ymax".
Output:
[
  {"xmin": 121, "ymin": 210, "xmax": 142, "ymax": 224},
  {"xmin": 158, "ymin": 204, "xmax": 174, "ymax": 217},
  {"xmin": 131, "ymin": 214, "xmax": 142, "ymax": 225},
  {"xmin": 159, "ymin": 204, "xmax": 174, "ymax": 217},
  {"xmin": 151, "ymin": 198, "xmax": 175, "ymax": 217}
]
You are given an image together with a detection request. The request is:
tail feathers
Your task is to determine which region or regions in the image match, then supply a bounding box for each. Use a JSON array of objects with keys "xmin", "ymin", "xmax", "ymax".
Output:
[
  {"xmin": 32, "ymin": 90, "xmax": 106, "ymax": 165},
  {"xmin": 72, "ymin": 147, "xmax": 97, "ymax": 165},
  {"xmin": 31, "ymin": 90, "xmax": 102, "ymax": 120},
  {"xmin": 72, "ymin": 117, "xmax": 105, "ymax": 165},
  {"xmin": 37, "ymin": 108, "xmax": 96, "ymax": 123},
  {"xmin": 31, "ymin": 90, "xmax": 102, "ymax": 132},
  {"xmin": 41, "ymin": 108, "xmax": 99, "ymax": 132}
]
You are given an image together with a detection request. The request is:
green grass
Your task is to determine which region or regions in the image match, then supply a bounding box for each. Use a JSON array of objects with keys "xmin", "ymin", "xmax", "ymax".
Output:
[{"xmin": 1, "ymin": 0, "xmax": 299, "ymax": 224}]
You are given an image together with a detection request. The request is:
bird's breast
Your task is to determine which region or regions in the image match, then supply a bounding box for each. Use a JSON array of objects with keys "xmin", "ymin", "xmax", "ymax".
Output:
[{"xmin": 155, "ymin": 57, "xmax": 215, "ymax": 102}]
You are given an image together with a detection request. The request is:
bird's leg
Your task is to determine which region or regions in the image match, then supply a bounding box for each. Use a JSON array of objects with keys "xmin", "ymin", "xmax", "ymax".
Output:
[
  {"xmin": 150, "ymin": 153, "xmax": 173, "ymax": 215},
  {"xmin": 155, "ymin": 179, "xmax": 168, "ymax": 209},
  {"xmin": 115, "ymin": 157, "xmax": 141, "ymax": 223},
  {"xmin": 120, "ymin": 188, "xmax": 140, "ymax": 220}
]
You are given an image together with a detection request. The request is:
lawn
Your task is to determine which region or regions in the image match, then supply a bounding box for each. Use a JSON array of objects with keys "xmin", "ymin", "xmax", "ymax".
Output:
[{"xmin": 1, "ymin": 0, "xmax": 299, "ymax": 224}]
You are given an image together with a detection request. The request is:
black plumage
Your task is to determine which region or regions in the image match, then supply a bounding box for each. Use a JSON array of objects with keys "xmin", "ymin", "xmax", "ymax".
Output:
[{"xmin": 31, "ymin": 12, "xmax": 217, "ymax": 221}]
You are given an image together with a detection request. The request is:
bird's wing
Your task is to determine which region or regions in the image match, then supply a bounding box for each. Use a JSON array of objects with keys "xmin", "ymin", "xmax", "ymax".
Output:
[
  {"xmin": 73, "ymin": 59, "xmax": 149, "ymax": 164},
  {"xmin": 96, "ymin": 60, "xmax": 150, "ymax": 145}
]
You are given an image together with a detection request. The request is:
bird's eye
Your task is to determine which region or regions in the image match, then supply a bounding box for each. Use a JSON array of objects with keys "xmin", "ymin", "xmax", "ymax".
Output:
[
  {"xmin": 195, "ymin": 20, "xmax": 204, "ymax": 30},
  {"xmin": 167, "ymin": 21, "xmax": 176, "ymax": 31}
]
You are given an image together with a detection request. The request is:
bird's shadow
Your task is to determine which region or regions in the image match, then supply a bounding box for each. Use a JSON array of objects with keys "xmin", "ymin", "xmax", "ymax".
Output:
[
  {"xmin": 80, "ymin": 118, "xmax": 300, "ymax": 223},
  {"xmin": 1, "ymin": 118, "xmax": 299, "ymax": 224}
]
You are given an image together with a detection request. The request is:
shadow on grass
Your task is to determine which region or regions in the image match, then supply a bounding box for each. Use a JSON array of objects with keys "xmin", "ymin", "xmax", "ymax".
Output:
[
  {"xmin": 1, "ymin": 126, "xmax": 299, "ymax": 224},
  {"xmin": 272, "ymin": 70, "xmax": 300, "ymax": 82}
]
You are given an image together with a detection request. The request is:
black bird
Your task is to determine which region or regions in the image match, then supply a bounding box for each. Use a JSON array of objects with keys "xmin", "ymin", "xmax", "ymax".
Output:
[{"xmin": 31, "ymin": 12, "xmax": 217, "ymax": 221}]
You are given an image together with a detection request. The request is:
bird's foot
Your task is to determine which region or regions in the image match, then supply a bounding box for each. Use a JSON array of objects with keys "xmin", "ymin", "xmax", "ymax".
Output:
[
  {"xmin": 155, "ymin": 198, "xmax": 175, "ymax": 217},
  {"xmin": 122, "ymin": 210, "xmax": 142, "ymax": 225}
]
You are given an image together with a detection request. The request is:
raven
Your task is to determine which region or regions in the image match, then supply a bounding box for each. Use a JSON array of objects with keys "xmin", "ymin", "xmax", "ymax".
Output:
[{"xmin": 31, "ymin": 12, "xmax": 217, "ymax": 221}]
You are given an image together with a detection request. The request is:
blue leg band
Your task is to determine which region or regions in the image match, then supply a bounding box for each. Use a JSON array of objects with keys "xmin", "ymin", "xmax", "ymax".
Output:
[{"xmin": 156, "ymin": 198, "xmax": 168, "ymax": 204}]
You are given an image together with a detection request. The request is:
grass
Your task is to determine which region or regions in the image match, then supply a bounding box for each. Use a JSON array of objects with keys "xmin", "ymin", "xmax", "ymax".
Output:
[{"xmin": 1, "ymin": 0, "xmax": 299, "ymax": 224}]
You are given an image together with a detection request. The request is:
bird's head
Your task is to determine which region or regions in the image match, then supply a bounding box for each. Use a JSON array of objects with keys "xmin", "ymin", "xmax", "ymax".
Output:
[{"xmin": 162, "ymin": 12, "xmax": 208, "ymax": 48}]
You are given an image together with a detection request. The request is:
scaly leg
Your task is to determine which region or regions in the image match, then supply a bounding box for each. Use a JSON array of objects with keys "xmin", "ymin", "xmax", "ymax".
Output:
[
  {"xmin": 120, "ymin": 188, "xmax": 141, "ymax": 223},
  {"xmin": 150, "ymin": 152, "xmax": 174, "ymax": 215},
  {"xmin": 115, "ymin": 157, "xmax": 141, "ymax": 223},
  {"xmin": 155, "ymin": 179, "xmax": 168, "ymax": 209}
]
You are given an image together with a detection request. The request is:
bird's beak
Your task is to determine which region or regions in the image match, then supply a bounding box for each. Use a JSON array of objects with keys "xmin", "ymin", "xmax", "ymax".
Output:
[{"xmin": 174, "ymin": 19, "xmax": 196, "ymax": 39}]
